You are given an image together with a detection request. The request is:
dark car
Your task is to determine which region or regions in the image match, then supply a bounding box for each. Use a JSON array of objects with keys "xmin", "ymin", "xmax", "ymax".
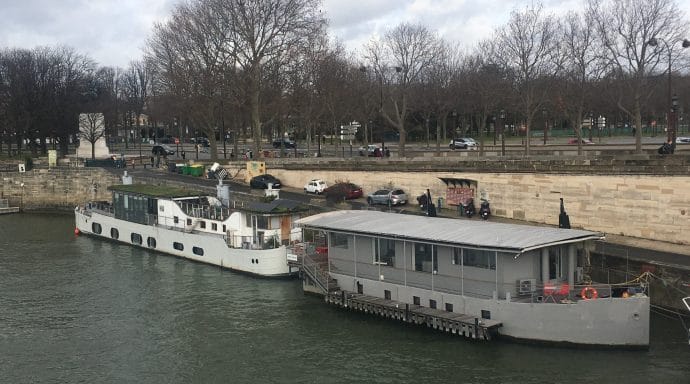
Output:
[
  {"xmin": 272, "ymin": 139, "xmax": 296, "ymax": 149},
  {"xmin": 249, "ymin": 174, "xmax": 282, "ymax": 189},
  {"xmin": 152, "ymin": 144, "xmax": 175, "ymax": 156},
  {"xmin": 324, "ymin": 182, "xmax": 363, "ymax": 200}
]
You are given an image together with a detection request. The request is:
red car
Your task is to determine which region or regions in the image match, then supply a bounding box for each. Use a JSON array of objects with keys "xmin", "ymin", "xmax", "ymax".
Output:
[
  {"xmin": 568, "ymin": 138, "xmax": 594, "ymax": 145},
  {"xmin": 324, "ymin": 182, "xmax": 363, "ymax": 200}
]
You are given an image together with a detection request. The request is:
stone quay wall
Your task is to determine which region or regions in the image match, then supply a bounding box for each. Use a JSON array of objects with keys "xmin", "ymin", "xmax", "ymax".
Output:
[
  {"xmin": 0, "ymin": 168, "xmax": 118, "ymax": 210},
  {"xmin": 228, "ymin": 155, "xmax": 690, "ymax": 245}
]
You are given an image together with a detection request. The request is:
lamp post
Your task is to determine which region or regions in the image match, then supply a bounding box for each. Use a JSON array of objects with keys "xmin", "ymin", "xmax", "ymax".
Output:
[
  {"xmin": 646, "ymin": 37, "xmax": 690, "ymax": 145},
  {"xmin": 500, "ymin": 109, "xmax": 506, "ymax": 156},
  {"xmin": 542, "ymin": 107, "xmax": 548, "ymax": 145}
]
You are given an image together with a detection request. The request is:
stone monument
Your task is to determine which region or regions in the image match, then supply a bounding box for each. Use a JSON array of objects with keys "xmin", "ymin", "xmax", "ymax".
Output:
[{"xmin": 76, "ymin": 113, "xmax": 110, "ymax": 159}]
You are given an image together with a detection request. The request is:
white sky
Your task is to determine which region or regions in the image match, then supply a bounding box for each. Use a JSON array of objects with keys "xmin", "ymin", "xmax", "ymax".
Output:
[{"xmin": 0, "ymin": 0, "xmax": 686, "ymax": 68}]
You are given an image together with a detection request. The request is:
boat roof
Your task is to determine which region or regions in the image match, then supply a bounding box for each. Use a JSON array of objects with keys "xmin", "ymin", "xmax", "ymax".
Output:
[
  {"xmin": 246, "ymin": 199, "xmax": 308, "ymax": 214},
  {"xmin": 109, "ymin": 184, "xmax": 202, "ymax": 198},
  {"xmin": 296, "ymin": 210, "xmax": 604, "ymax": 255}
]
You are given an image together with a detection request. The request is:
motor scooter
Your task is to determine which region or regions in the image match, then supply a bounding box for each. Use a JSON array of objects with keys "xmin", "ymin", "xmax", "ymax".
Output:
[
  {"xmin": 479, "ymin": 199, "xmax": 491, "ymax": 220},
  {"xmin": 462, "ymin": 198, "xmax": 476, "ymax": 218}
]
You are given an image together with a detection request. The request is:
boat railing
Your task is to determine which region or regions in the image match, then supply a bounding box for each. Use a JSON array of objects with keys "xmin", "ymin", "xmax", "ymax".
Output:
[{"xmin": 85, "ymin": 201, "xmax": 114, "ymax": 217}]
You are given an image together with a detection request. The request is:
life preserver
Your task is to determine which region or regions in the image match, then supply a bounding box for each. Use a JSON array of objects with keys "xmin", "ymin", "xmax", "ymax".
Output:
[{"xmin": 580, "ymin": 286, "xmax": 598, "ymax": 300}]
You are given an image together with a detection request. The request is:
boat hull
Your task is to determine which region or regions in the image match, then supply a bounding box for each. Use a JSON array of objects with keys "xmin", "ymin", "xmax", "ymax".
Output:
[
  {"xmin": 75, "ymin": 208, "xmax": 297, "ymax": 277},
  {"xmin": 331, "ymin": 273, "xmax": 650, "ymax": 348}
]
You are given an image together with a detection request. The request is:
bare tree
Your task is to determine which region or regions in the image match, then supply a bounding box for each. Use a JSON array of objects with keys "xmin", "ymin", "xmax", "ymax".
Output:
[
  {"xmin": 218, "ymin": 0, "xmax": 326, "ymax": 157},
  {"xmin": 559, "ymin": 11, "xmax": 602, "ymax": 155},
  {"xmin": 587, "ymin": 0, "xmax": 686, "ymax": 152},
  {"xmin": 490, "ymin": 2, "xmax": 560, "ymax": 155},
  {"xmin": 78, "ymin": 113, "xmax": 105, "ymax": 159},
  {"xmin": 364, "ymin": 23, "xmax": 444, "ymax": 157}
]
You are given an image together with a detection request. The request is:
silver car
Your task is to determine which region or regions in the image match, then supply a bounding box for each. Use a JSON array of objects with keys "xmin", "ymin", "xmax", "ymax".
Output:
[{"xmin": 367, "ymin": 189, "xmax": 408, "ymax": 206}]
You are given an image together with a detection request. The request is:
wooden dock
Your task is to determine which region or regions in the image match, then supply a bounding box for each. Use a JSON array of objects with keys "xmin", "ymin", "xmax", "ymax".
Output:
[{"xmin": 326, "ymin": 291, "xmax": 502, "ymax": 341}]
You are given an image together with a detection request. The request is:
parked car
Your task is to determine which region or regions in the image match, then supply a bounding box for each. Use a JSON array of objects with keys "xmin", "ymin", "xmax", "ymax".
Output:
[
  {"xmin": 358, "ymin": 144, "xmax": 380, "ymax": 156},
  {"xmin": 304, "ymin": 179, "xmax": 327, "ymax": 194},
  {"xmin": 676, "ymin": 137, "xmax": 690, "ymax": 144},
  {"xmin": 192, "ymin": 137, "xmax": 210, "ymax": 147},
  {"xmin": 159, "ymin": 136, "xmax": 180, "ymax": 144},
  {"xmin": 568, "ymin": 138, "xmax": 594, "ymax": 145},
  {"xmin": 449, "ymin": 138, "xmax": 477, "ymax": 150},
  {"xmin": 323, "ymin": 182, "xmax": 363, "ymax": 200},
  {"xmin": 152, "ymin": 144, "xmax": 175, "ymax": 156},
  {"xmin": 272, "ymin": 138, "xmax": 296, "ymax": 148},
  {"xmin": 249, "ymin": 174, "xmax": 282, "ymax": 189},
  {"xmin": 367, "ymin": 188, "xmax": 408, "ymax": 206}
]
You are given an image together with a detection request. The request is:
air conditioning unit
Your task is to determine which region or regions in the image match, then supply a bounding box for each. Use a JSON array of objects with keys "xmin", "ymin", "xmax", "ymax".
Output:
[{"xmin": 517, "ymin": 279, "xmax": 537, "ymax": 294}]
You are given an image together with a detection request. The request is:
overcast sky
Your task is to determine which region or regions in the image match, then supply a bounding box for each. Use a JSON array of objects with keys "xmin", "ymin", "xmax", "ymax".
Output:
[{"xmin": 0, "ymin": 0, "xmax": 685, "ymax": 68}]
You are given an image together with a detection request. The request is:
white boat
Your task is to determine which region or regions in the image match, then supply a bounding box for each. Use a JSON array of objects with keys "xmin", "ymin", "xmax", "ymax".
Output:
[
  {"xmin": 295, "ymin": 210, "xmax": 650, "ymax": 348},
  {"xmin": 75, "ymin": 183, "xmax": 306, "ymax": 277}
]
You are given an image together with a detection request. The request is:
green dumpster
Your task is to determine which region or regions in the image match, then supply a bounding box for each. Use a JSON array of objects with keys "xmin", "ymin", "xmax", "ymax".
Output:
[
  {"xmin": 181, "ymin": 165, "xmax": 191, "ymax": 175},
  {"xmin": 189, "ymin": 164, "xmax": 204, "ymax": 177}
]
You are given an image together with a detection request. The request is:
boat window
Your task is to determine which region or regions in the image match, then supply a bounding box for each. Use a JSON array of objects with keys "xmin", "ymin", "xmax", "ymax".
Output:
[
  {"xmin": 548, "ymin": 247, "xmax": 566, "ymax": 280},
  {"xmin": 452, "ymin": 248, "xmax": 461, "ymax": 265},
  {"xmin": 159, "ymin": 205, "xmax": 164, "ymax": 212},
  {"xmin": 414, "ymin": 243, "xmax": 436, "ymax": 272},
  {"xmin": 429, "ymin": 299, "xmax": 437, "ymax": 309},
  {"xmin": 200, "ymin": 221, "xmax": 206, "ymax": 229},
  {"xmin": 413, "ymin": 296, "xmax": 420, "ymax": 305},
  {"xmin": 131, "ymin": 233, "xmax": 142, "ymax": 245},
  {"xmin": 173, "ymin": 242, "xmax": 184, "ymax": 251},
  {"xmin": 384, "ymin": 290, "xmax": 391, "ymax": 300},
  {"xmin": 212, "ymin": 223, "xmax": 218, "ymax": 231},
  {"xmin": 222, "ymin": 224, "xmax": 226, "ymax": 232},
  {"xmin": 375, "ymin": 238, "xmax": 395, "ymax": 266},
  {"xmin": 187, "ymin": 218, "xmax": 192, "ymax": 226},
  {"xmin": 463, "ymin": 249, "xmax": 496, "ymax": 270},
  {"xmin": 445, "ymin": 303, "xmax": 453, "ymax": 312},
  {"xmin": 147, "ymin": 237, "xmax": 156, "ymax": 248},
  {"xmin": 330, "ymin": 233, "xmax": 348, "ymax": 249},
  {"xmin": 110, "ymin": 228, "xmax": 119, "ymax": 239},
  {"xmin": 174, "ymin": 216, "xmax": 179, "ymax": 224},
  {"xmin": 92, "ymin": 223, "xmax": 102, "ymax": 234},
  {"xmin": 192, "ymin": 247, "xmax": 204, "ymax": 256}
]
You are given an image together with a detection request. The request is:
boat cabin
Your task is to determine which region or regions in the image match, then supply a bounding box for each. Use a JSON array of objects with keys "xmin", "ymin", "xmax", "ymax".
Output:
[{"xmin": 297, "ymin": 210, "xmax": 604, "ymax": 302}]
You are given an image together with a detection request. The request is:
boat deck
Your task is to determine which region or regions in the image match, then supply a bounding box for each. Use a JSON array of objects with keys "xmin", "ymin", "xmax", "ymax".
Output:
[{"xmin": 326, "ymin": 291, "xmax": 502, "ymax": 341}]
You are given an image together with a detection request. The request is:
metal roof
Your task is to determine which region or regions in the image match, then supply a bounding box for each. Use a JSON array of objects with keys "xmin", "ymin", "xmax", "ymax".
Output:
[{"xmin": 296, "ymin": 210, "xmax": 603, "ymax": 254}]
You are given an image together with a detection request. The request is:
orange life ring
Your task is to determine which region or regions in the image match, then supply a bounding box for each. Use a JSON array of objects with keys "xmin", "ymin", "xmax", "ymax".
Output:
[{"xmin": 580, "ymin": 286, "xmax": 598, "ymax": 300}]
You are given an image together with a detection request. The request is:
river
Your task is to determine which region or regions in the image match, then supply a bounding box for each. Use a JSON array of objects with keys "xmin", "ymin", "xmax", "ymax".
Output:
[{"xmin": 1, "ymin": 213, "xmax": 689, "ymax": 384}]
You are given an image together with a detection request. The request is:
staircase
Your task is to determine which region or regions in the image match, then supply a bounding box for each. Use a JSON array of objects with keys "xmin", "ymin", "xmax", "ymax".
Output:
[{"xmin": 292, "ymin": 242, "xmax": 339, "ymax": 295}]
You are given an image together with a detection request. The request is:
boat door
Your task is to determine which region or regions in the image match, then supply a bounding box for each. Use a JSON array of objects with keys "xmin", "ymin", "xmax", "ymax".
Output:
[{"xmin": 280, "ymin": 215, "xmax": 290, "ymax": 244}]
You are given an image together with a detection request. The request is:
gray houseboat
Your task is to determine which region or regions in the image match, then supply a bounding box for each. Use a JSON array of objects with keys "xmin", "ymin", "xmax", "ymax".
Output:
[{"xmin": 295, "ymin": 210, "xmax": 650, "ymax": 348}]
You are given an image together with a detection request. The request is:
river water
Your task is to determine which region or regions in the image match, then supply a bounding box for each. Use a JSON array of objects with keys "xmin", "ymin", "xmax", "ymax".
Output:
[{"xmin": 1, "ymin": 213, "xmax": 689, "ymax": 384}]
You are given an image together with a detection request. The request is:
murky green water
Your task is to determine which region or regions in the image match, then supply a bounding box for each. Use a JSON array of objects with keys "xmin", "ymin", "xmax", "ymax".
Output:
[{"xmin": 1, "ymin": 213, "xmax": 689, "ymax": 384}]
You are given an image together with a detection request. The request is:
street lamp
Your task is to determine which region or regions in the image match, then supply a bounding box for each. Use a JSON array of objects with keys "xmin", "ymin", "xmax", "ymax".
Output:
[
  {"xmin": 542, "ymin": 107, "xmax": 548, "ymax": 145},
  {"xmin": 499, "ymin": 109, "xmax": 506, "ymax": 156},
  {"xmin": 646, "ymin": 37, "xmax": 690, "ymax": 145}
]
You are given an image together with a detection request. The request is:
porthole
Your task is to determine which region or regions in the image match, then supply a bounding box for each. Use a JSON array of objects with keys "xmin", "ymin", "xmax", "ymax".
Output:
[
  {"xmin": 173, "ymin": 242, "xmax": 184, "ymax": 251},
  {"xmin": 110, "ymin": 228, "xmax": 119, "ymax": 239},
  {"xmin": 92, "ymin": 223, "xmax": 102, "ymax": 234},
  {"xmin": 192, "ymin": 247, "xmax": 204, "ymax": 256},
  {"xmin": 147, "ymin": 237, "xmax": 156, "ymax": 248},
  {"xmin": 131, "ymin": 233, "xmax": 142, "ymax": 245}
]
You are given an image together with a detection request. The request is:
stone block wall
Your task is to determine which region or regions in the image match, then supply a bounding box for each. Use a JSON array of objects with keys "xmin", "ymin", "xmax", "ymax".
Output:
[
  {"xmin": 260, "ymin": 168, "xmax": 690, "ymax": 245},
  {"xmin": 0, "ymin": 168, "xmax": 118, "ymax": 210}
]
